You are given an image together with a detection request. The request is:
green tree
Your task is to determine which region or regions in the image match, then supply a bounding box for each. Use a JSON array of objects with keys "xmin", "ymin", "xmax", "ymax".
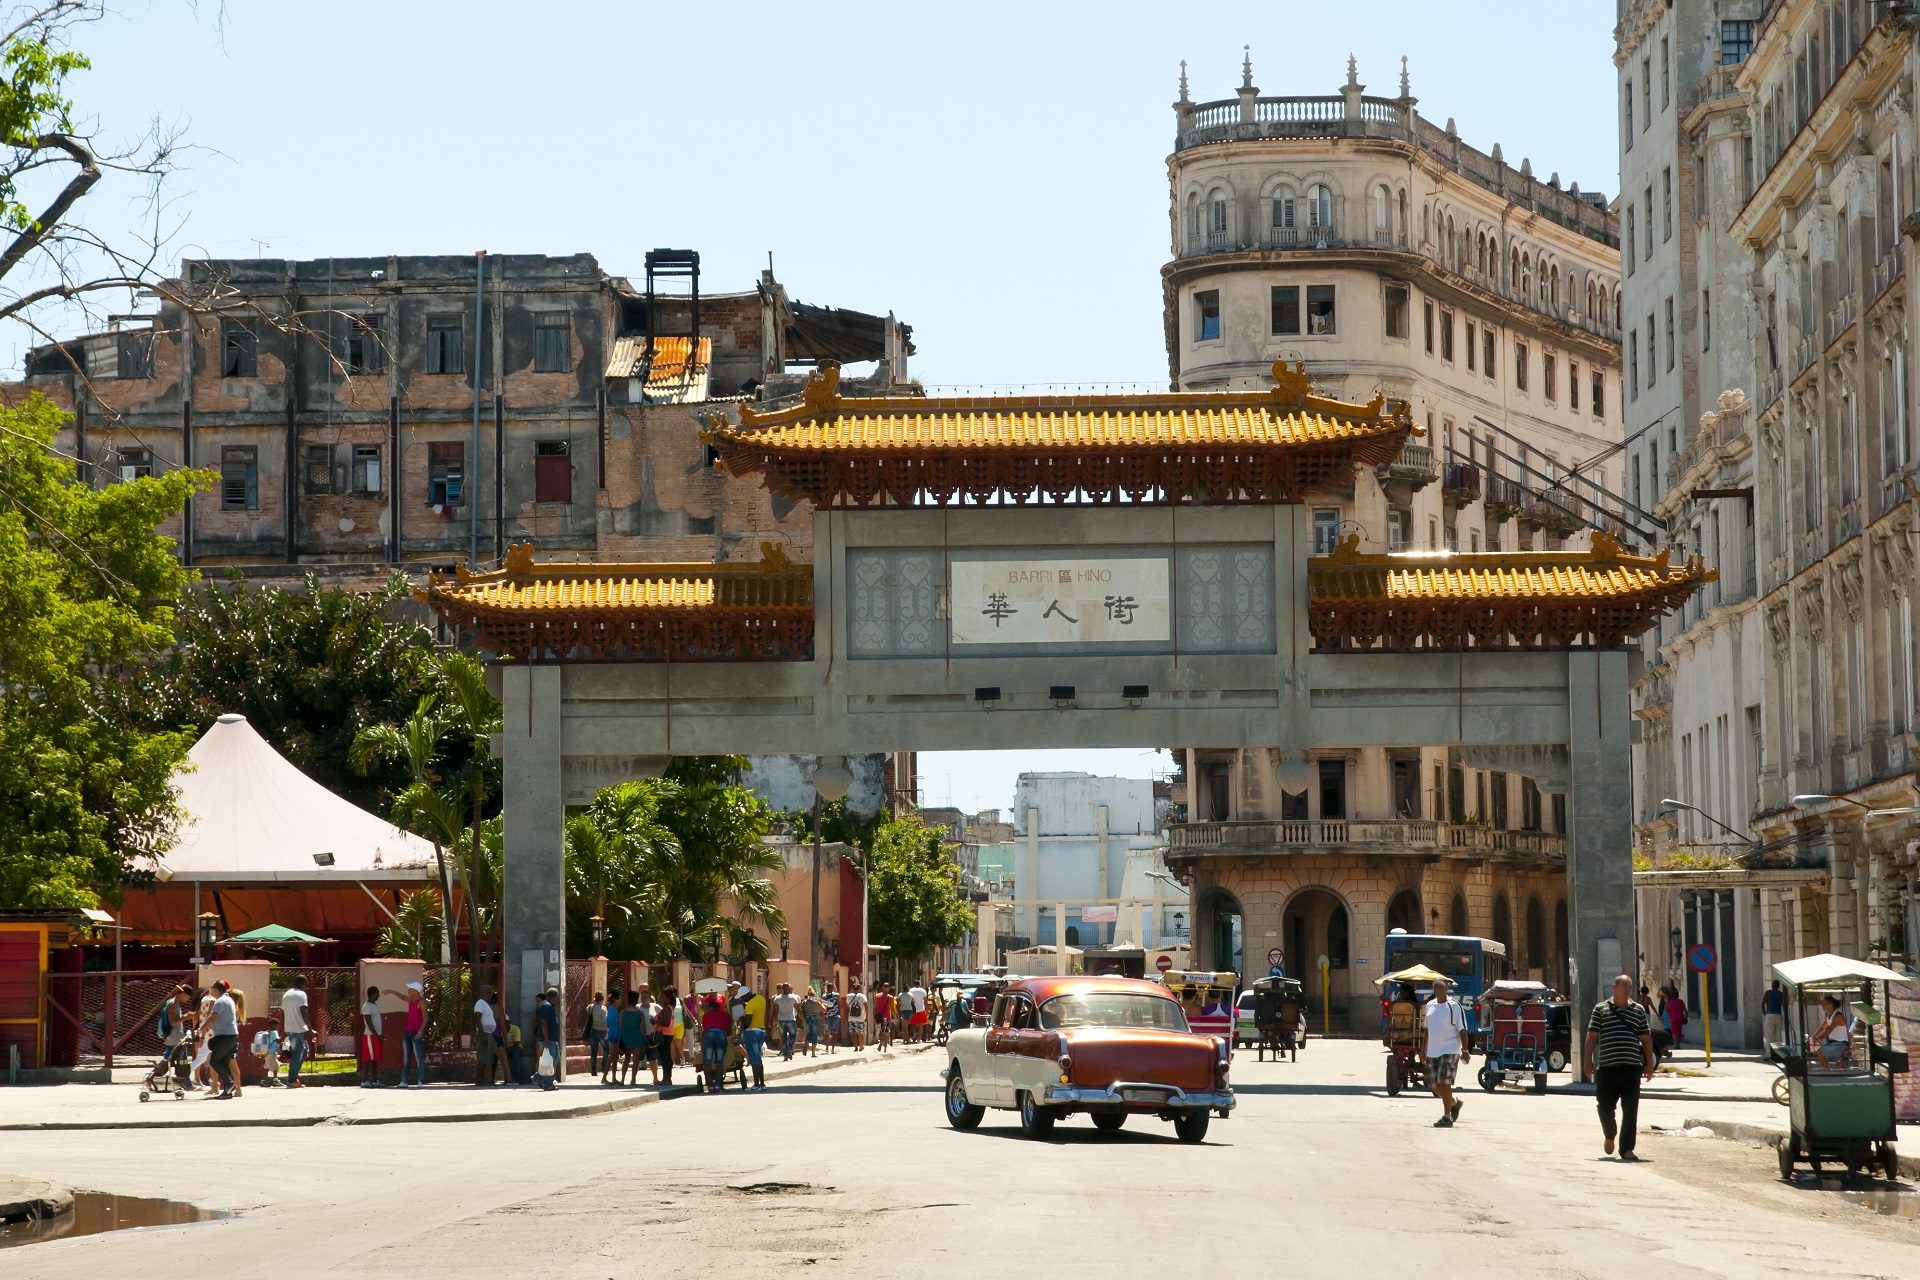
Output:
[
  {"xmin": 0, "ymin": 394, "xmax": 208, "ymax": 908},
  {"xmin": 144, "ymin": 572, "xmax": 444, "ymax": 810},
  {"xmin": 374, "ymin": 888, "xmax": 446, "ymax": 961},
  {"xmin": 564, "ymin": 782, "xmax": 680, "ymax": 961},
  {"xmin": 866, "ymin": 813, "xmax": 974, "ymax": 965},
  {"xmin": 653, "ymin": 757, "xmax": 785, "ymax": 960}
]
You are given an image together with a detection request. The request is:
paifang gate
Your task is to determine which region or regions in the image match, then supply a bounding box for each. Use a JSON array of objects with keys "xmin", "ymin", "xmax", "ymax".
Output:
[{"xmin": 425, "ymin": 360, "xmax": 1712, "ymax": 1069}]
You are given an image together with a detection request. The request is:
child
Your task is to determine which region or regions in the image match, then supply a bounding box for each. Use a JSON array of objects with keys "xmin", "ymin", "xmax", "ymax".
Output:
[
  {"xmin": 359, "ymin": 984, "xmax": 385, "ymax": 1087},
  {"xmin": 252, "ymin": 1016, "xmax": 283, "ymax": 1087}
]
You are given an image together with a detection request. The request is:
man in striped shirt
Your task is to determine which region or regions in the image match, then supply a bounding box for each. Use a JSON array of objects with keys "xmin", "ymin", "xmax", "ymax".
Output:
[{"xmin": 1583, "ymin": 973, "xmax": 1657, "ymax": 1160}]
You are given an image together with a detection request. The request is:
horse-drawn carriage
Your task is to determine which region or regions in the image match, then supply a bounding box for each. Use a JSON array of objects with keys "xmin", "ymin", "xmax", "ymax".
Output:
[{"xmin": 1249, "ymin": 976, "xmax": 1305, "ymax": 1062}]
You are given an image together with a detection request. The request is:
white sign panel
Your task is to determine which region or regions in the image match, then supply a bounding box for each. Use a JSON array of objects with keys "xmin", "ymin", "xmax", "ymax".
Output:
[{"xmin": 950, "ymin": 557, "xmax": 1169, "ymax": 646}]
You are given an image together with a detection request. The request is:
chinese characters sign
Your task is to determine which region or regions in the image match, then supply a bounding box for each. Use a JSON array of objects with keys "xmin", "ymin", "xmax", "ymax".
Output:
[{"xmin": 950, "ymin": 558, "xmax": 1170, "ymax": 646}]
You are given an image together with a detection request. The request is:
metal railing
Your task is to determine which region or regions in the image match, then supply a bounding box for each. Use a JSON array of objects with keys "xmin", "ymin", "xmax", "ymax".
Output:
[
  {"xmin": 1168, "ymin": 818, "xmax": 1564, "ymax": 859},
  {"xmin": 1443, "ymin": 461, "xmax": 1482, "ymax": 502}
]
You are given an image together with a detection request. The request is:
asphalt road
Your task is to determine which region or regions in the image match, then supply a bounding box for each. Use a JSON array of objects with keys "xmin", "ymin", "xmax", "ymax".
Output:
[{"xmin": 6, "ymin": 1039, "xmax": 1917, "ymax": 1278}]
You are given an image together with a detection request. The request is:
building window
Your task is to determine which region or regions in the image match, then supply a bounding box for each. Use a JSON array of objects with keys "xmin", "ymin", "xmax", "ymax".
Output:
[
  {"xmin": 339, "ymin": 313, "xmax": 385, "ymax": 375},
  {"xmin": 1317, "ymin": 759, "xmax": 1348, "ymax": 819},
  {"xmin": 220, "ymin": 319, "xmax": 257, "ymax": 378},
  {"xmin": 426, "ymin": 317, "xmax": 464, "ymax": 374},
  {"xmin": 1543, "ymin": 352, "xmax": 1556, "ymax": 403},
  {"xmin": 1661, "ymin": 36, "xmax": 1670, "ymax": 109},
  {"xmin": 351, "ymin": 445, "xmax": 382, "ymax": 495},
  {"xmin": 1439, "ymin": 308, "xmax": 1454, "ymax": 362},
  {"xmin": 1482, "ymin": 328, "xmax": 1494, "ymax": 377},
  {"xmin": 1593, "ymin": 371, "xmax": 1605, "ymax": 418},
  {"xmin": 533, "ymin": 313, "xmax": 571, "ymax": 373},
  {"xmin": 117, "ymin": 446, "xmax": 152, "ymax": 482},
  {"xmin": 534, "ymin": 439, "xmax": 572, "ymax": 504},
  {"xmin": 1645, "ymin": 315, "xmax": 1657, "ymax": 387},
  {"xmin": 1305, "ymin": 285, "xmax": 1336, "ymax": 334},
  {"xmin": 1514, "ymin": 340, "xmax": 1528, "ymax": 392},
  {"xmin": 115, "ymin": 330, "xmax": 154, "ymax": 379},
  {"xmin": 1312, "ymin": 508, "xmax": 1340, "ymax": 554},
  {"xmin": 1721, "ymin": 19, "xmax": 1754, "ymax": 66},
  {"xmin": 1643, "ymin": 187, "xmax": 1654, "ymax": 256},
  {"xmin": 1624, "ymin": 76, "xmax": 1633, "ymax": 146},
  {"xmin": 1570, "ymin": 359, "xmax": 1581, "ymax": 412},
  {"xmin": 1662, "ymin": 168, "xmax": 1673, "ymax": 240},
  {"xmin": 1641, "ymin": 56, "xmax": 1651, "ymax": 128},
  {"xmin": 1702, "ymin": 289, "xmax": 1712, "ymax": 351},
  {"xmin": 304, "ymin": 443, "xmax": 334, "ymax": 494},
  {"xmin": 1664, "ymin": 297, "xmax": 1676, "ymax": 371},
  {"xmin": 1383, "ymin": 282, "xmax": 1408, "ymax": 339},
  {"xmin": 1306, "ymin": 183, "xmax": 1333, "ymax": 232},
  {"xmin": 1629, "ymin": 333, "xmax": 1639, "ymax": 399},
  {"xmin": 1423, "ymin": 299, "xmax": 1434, "ymax": 354},
  {"xmin": 1625, "ymin": 209, "xmax": 1636, "ymax": 274},
  {"xmin": 1272, "ymin": 188, "xmax": 1295, "ymax": 231},
  {"xmin": 1195, "ymin": 290, "xmax": 1221, "ymax": 342},
  {"xmin": 1386, "ymin": 506, "xmax": 1406, "ymax": 551},
  {"xmin": 1271, "ymin": 286, "xmax": 1300, "ymax": 336},
  {"xmin": 428, "ymin": 441, "xmax": 464, "ymax": 507},
  {"xmin": 1466, "ymin": 320, "xmax": 1477, "ymax": 371},
  {"xmin": 220, "ymin": 446, "xmax": 257, "ymax": 510}
]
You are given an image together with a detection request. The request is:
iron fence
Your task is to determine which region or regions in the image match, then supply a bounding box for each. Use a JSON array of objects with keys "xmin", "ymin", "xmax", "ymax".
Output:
[{"xmin": 43, "ymin": 970, "xmax": 195, "ymax": 1069}]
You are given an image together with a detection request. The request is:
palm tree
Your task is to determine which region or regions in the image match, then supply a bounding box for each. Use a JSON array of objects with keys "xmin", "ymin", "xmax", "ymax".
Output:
[
  {"xmin": 434, "ymin": 653, "xmax": 502, "ymax": 964},
  {"xmin": 564, "ymin": 783, "xmax": 680, "ymax": 960},
  {"xmin": 375, "ymin": 888, "xmax": 446, "ymax": 960},
  {"xmin": 350, "ymin": 695, "xmax": 458, "ymax": 962}
]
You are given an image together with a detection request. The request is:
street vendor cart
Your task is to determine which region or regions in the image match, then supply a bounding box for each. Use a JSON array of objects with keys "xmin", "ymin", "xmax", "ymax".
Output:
[{"xmin": 1766, "ymin": 953, "xmax": 1911, "ymax": 1181}]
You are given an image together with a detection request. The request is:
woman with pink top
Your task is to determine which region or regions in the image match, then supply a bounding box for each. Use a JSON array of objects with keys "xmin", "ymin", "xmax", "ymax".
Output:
[{"xmin": 401, "ymin": 981, "xmax": 428, "ymax": 1087}]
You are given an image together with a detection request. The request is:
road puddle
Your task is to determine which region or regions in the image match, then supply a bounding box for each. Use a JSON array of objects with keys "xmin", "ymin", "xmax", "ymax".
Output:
[
  {"xmin": 0, "ymin": 1192, "xmax": 227, "ymax": 1248},
  {"xmin": 1833, "ymin": 1186, "xmax": 1920, "ymax": 1218}
]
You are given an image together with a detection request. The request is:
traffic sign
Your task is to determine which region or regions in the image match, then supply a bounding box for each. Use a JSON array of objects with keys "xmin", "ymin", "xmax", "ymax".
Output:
[
  {"xmin": 1687, "ymin": 943, "xmax": 1717, "ymax": 974},
  {"xmin": 1268, "ymin": 964, "xmax": 1285, "ymax": 979},
  {"xmin": 1267, "ymin": 947, "xmax": 1285, "ymax": 966},
  {"xmin": 1154, "ymin": 954, "xmax": 1173, "ymax": 973}
]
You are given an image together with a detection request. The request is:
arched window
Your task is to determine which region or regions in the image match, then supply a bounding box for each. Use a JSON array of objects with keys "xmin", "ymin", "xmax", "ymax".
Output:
[
  {"xmin": 1374, "ymin": 183, "xmax": 1392, "ymax": 239},
  {"xmin": 1327, "ymin": 904, "xmax": 1349, "ymax": 968},
  {"xmin": 1549, "ymin": 264, "xmax": 1560, "ymax": 310},
  {"xmin": 1397, "ymin": 188, "xmax": 1408, "ymax": 245},
  {"xmin": 1614, "ymin": 287, "xmax": 1622, "ymax": 323},
  {"xmin": 1520, "ymin": 253, "xmax": 1533, "ymax": 299},
  {"xmin": 1450, "ymin": 892, "xmax": 1470, "ymax": 936},
  {"xmin": 1421, "ymin": 205, "xmax": 1431, "ymax": 249},
  {"xmin": 1271, "ymin": 186, "xmax": 1296, "ymax": 245},
  {"xmin": 1306, "ymin": 183, "xmax": 1333, "ymax": 232},
  {"xmin": 1510, "ymin": 247, "xmax": 1520, "ymax": 293},
  {"xmin": 1185, "ymin": 193, "xmax": 1200, "ymax": 248},
  {"xmin": 1491, "ymin": 894, "xmax": 1513, "ymax": 952},
  {"xmin": 1207, "ymin": 189, "xmax": 1229, "ymax": 247},
  {"xmin": 1387, "ymin": 890, "xmax": 1421, "ymax": 934},
  {"xmin": 1476, "ymin": 231, "xmax": 1488, "ymax": 276}
]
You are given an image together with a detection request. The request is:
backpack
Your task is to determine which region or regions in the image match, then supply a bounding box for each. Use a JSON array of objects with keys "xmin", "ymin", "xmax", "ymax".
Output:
[
  {"xmin": 849, "ymin": 992, "xmax": 866, "ymax": 1016},
  {"xmin": 156, "ymin": 1003, "xmax": 175, "ymax": 1041}
]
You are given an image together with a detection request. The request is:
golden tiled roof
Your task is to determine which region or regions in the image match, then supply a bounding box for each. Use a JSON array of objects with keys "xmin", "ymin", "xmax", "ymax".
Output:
[
  {"xmin": 1308, "ymin": 532, "xmax": 1715, "ymax": 650},
  {"xmin": 426, "ymin": 541, "xmax": 809, "ymax": 617},
  {"xmin": 1309, "ymin": 532, "xmax": 1713, "ymax": 602},
  {"xmin": 703, "ymin": 360, "xmax": 1416, "ymax": 507}
]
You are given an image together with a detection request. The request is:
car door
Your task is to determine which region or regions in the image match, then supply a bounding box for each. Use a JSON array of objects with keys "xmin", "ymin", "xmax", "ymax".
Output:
[{"xmin": 982, "ymin": 993, "xmax": 1032, "ymax": 1106}]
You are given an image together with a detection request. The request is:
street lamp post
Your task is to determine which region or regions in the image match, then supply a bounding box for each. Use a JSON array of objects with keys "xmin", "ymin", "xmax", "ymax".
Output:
[
  {"xmin": 710, "ymin": 924, "xmax": 723, "ymax": 971},
  {"xmin": 590, "ymin": 914, "xmax": 606, "ymax": 957},
  {"xmin": 195, "ymin": 912, "xmax": 220, "ymax": 966}
]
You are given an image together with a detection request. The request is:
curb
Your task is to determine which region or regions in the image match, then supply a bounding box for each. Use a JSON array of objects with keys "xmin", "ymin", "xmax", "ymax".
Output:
[
  {"xmin": 1557, "ymin": 1084, "xmax": 1773, "ymax": 1104},
  {"xmin": 1680, "ymin": 1114, "xmax": 1920, "ymax": 1179},
  {"xmin": 0, "ymin": 1041, "xmax": 936, "ymax": 1132},
  {"xmin": 0, "ymin": 1179, "xmax": 73, "ymax": 1221}
]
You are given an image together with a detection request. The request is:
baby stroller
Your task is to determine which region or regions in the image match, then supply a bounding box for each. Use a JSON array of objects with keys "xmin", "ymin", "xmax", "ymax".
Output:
[
  {"xmin": 139, "ymin": 1042, "xmax": 190, "ymax": 1102},
  {"xmin": 720, "ymin": 1030, "xmax": 749, "ymax": 1090}
]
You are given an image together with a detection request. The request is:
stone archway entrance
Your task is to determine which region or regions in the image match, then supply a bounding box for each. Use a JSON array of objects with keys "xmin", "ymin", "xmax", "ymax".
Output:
[
  {"xmin": 1283, "ymin": 887, "xmax": 1351, "ymax": 1025},
  {"xmin": 1387, "ymin": 888, "xmax": 1422, "ymax": 935},
  {"xmin": 1195, "ymin": 888, "xmax": 1243, "ymax": 975}
]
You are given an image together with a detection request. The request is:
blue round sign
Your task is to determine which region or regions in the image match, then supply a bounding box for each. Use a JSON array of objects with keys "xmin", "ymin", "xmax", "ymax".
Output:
[
  {"xmin": 1687, "ymin": 943, "xmax": 1717, "ymax": 974},
  {"xmin": 1268, "ymin": 963, "xmax": 1285, "ymax": 979}
]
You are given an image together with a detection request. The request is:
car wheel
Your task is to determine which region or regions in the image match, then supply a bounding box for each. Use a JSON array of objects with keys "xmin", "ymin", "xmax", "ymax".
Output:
[
  {"xmin": 1478, "ymin": 1065, "xmax": 1498, "ymax": 1092},
  {"xmin": 1018, "ymin": 1091, "xmax": 1055, "ymax": 1138},
  {"xmin": 1091, "ymin": 1112, "xmax": 1126, "ymax": 1132},
  {"xmin": 1547, "ymin": 1049, "xmax": 1568, "ymax": 1073},
  {"xmin": 943, "ymin": 1070, "xmax": 983, "ymax": 1131},
  {"xmin": 1173, "ymin": 1112, "xmax": 1210, "ymax": 1143},
  {"xmin": 1386, "ymin": 1060, "xmax": 1403, "ymax": 1096},
  {"xmin": 1777, "ymin": 1138, "xmax": 1796, "ymax": 1181}
]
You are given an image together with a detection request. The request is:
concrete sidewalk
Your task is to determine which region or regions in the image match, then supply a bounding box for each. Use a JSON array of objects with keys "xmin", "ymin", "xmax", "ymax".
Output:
[
  {"xmin": 1554, "ymin": 1045, "xmax": 1780, "ymax": 1104},
  {"xmin": 0, "ymin": 1042, "xmax": 934, "ymax": 1131}
]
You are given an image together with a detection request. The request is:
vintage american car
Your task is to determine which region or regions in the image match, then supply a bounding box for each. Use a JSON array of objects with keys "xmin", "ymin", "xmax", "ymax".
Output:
[{"xmin": 940, "ymin": 975, "xmax": 1234, "ymax": 1141}]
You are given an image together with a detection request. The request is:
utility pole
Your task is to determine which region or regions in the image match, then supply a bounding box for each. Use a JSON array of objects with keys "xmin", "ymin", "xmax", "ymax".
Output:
[{"xmin": 469, "ymin": 250, "xmax": 486, "ymax": 568}]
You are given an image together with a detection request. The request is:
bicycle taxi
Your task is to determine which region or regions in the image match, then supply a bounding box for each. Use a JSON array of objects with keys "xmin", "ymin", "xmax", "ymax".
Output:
[
  {"xmin": 1161, "ymin": 970, "xmax": 1239, "ymax": 1043},
  {"xmin": 1766, "ymin": 953, "xmax": 1911, "ymax": 1181},
  {"xmin": 1374, "ymin": 963, "xmax": 1446, "ymax": 1095},
  {"xmin": 1249, "ymin": 975, "xmax": 1306, "ymax": 1062}
]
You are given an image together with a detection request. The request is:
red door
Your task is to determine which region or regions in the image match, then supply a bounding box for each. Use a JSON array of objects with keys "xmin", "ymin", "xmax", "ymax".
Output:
[{"xmin": 0, "ymin": 931, "xmax": 44, "ymax": 1069}]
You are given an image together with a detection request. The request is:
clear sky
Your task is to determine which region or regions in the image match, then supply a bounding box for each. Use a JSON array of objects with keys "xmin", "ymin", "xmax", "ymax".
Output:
[{"xmin": 42, "ymin": 1, "xmax": 1621, "ymax": 814}]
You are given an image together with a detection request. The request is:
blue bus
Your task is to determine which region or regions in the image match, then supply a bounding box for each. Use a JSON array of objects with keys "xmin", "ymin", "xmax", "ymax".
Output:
[{"xmin": 1382, "ymin": 931, "xmax": 1509, "ymax": 1040}]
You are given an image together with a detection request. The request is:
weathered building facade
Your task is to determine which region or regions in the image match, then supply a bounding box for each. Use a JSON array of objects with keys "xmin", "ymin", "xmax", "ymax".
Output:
[
  {"xmin": 1620, "ymin": 0, "xmax": 1920, "ymax": 1047},
  {"xmin": 22, "ymin": 252, "xmax": 911, "ymax": 575},
  {"xmin": 1161, "ymin": 56, "xmax": 1633, "ymax": 1019}
]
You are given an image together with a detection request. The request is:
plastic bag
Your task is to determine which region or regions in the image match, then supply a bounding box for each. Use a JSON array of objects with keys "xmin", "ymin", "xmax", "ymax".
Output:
[{"xmin": 537, "ymin": 1047, "xmax": 555, "ymax": 1077}]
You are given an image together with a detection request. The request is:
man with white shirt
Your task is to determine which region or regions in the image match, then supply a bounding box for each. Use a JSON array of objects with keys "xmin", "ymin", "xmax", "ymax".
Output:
[
  {"xmin": 280, "ymin": 975, "xmax": 310, "ymax": 1088},
  {"xmin": 1423, "ymin": 976, "xmax": 1468, "ymax": 1128}
]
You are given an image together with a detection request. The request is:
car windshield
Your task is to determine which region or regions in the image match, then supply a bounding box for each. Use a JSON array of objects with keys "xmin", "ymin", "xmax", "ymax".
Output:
[{"xmin": 1038, "ymin": 994, "xmax": 1190, "ymax": 1032}]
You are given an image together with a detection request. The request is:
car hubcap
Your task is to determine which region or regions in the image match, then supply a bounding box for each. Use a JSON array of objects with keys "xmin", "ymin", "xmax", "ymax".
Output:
[{"xmin": 947, "ymin": 1077, "xmax": 966, "ymax": 1116}]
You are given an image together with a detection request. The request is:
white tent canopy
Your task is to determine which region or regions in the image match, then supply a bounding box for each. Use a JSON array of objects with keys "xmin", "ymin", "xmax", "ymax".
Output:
[
  {"xmin": 159, "ymin": 714, "xmax": 437, "ymax": 882},
  {"xmin": 1771, "ymin": 953, "xmax": 1914, "ymax": 989}
]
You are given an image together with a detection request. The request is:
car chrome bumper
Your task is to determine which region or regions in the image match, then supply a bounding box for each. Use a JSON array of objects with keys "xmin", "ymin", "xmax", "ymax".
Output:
[{"xmin": 1044, "ymin": 1081, "xmax": 1234, "ymax": 1111}]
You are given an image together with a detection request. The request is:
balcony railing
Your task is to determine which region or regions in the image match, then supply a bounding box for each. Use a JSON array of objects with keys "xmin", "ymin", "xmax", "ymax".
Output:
[
  {"xmin": 1442, "ymin": 461, "xmax": 1481, "ymax": 505},
  {"xmin": 1168, "ymin": 818, "xmax": 1564, "ymax": 860},
  {"xmin": 1376, "ymin": 442, "xmax": 1438, "ymax": 489},
  {"xmin": 1484, "ymin": 474, "xmax": 1527, "ymax": 520},
  {"xmin": 1871, "ymin": 251, "xmax": 1904, "ymax": 298}
]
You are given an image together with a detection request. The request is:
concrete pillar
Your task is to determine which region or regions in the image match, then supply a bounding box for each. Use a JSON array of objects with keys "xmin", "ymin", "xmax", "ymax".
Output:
[
  {"xmin": 1564, "ymin": 650, "xmax": 1635, "ymax": 1075},
  {"xmin": 1024, "ymin": 809, "xmax": 1040, "ymax": 939},
  {"xmin": 501, "ymin": 664, "xmax": 566, "ymax": 1059},
  {"xmin": 976, "ymin": 901, "xmax": 997, "ymax": 971},
  {"xmin": 1054, "ymin": 904, "xmax": 1068, "ymax": 973},
  {"xmin": 1095, "ymin": 804, "xmax": 1111, "ymax": 941}
]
